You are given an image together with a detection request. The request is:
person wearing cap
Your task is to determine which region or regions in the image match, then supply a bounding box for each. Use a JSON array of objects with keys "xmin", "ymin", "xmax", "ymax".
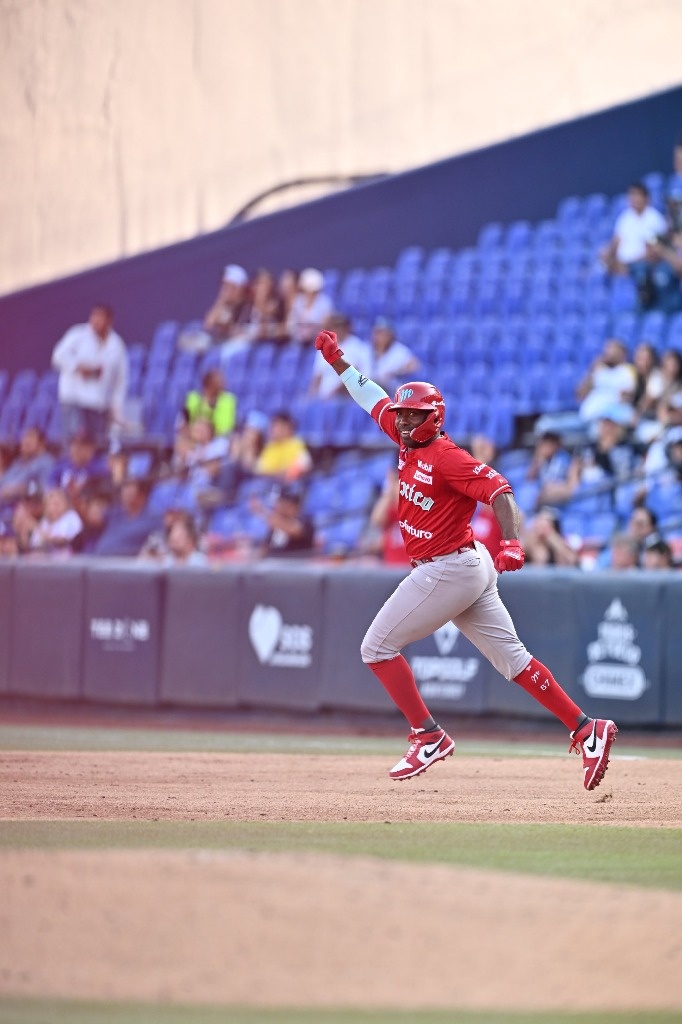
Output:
[
  {"xmin": 203, "ymin": 264, "xmax": 252, "ymax": 344},
  {"xmin": 525, "ymin": 430, "xmax": 572, "ymax": 508},
  {"xmin": 287, "ymin": 267, "xmax": 333, "ymax": 344},
  {"xmin": 51, "ymin": 303, "xmax": 129, "ymax": 446},
  {"xmin": 368, "ymin": 317, "xmax": 420, "ymax": 390},
  {"xmin": 48, "ymin": 429, "xmax": 109, "ymax": 506},
  {"xmin": 309, "ymin": 313, "xmax": 371, "ymax": 399}
]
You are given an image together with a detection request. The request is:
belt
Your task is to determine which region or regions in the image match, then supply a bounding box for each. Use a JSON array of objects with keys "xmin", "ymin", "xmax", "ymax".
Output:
[{"xmin": 410, "ymin": 541, "xmax": 476, "ymax": 568}]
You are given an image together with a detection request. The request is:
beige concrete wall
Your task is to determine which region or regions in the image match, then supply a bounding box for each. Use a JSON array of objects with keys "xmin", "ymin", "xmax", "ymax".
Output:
[{"xmin": 1, "ymin": 0, "xmax": 681, "ymax": 295}]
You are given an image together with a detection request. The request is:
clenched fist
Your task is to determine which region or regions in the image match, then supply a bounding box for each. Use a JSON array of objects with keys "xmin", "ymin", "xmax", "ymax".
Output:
[
  {"xmin": 315, "ymin": 330, "xmax": 344, "ymax": 365},
  {"xmin": 494, "ymin": 539, "xmax": 525, "ymax": 573}
]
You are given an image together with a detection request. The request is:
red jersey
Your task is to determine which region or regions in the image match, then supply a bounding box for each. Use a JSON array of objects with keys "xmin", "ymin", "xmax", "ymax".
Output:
[{"xmin": 372, "ymin": 398, "xmax": 512, "ymax": 561}]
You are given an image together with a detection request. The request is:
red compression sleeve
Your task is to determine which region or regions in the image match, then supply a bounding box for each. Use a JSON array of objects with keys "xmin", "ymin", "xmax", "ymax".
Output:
[
  {"xmin": 513, "ymin": 656, "xmax": 584, "ymax": 730},
  {"xmin": 367, "ymin": 655, "xmax": 431, "ymax": 728}
]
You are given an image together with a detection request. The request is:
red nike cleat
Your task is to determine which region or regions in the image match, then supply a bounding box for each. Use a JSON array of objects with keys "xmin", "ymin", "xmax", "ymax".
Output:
[
  {"xmin": 389, "ymin": 727, "xmax": 455, "ymax": 781},
  {"xmin": 569, "ymin": 718, "xmax": 618, "ymax": 791}
]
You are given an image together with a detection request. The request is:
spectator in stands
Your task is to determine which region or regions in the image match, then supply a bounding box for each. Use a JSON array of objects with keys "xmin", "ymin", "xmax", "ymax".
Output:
[
  {"xmin": 0, "ymin": 523, "xmax": 18, "ymax": 559},
  {"xmin": 545, "ymin": 412, "xmax": 639, "ymax": 507},
  {"xmin": 0, "ymin": 427, "xmax": 55, "ymax": 506},
  {"xmin": 631, "ymin": 342, "xmax": 664, "ymax": 435},
  {"xmin": 368, "ymin": 317, "xmax": 420, "ymax": 390},
  {"xmin": 49, "ymin": 429, "xmax": 108, "ymax": 506},
  {"xmin": 309, "ymin": 313, "xmax": 371, "ymax": 399},
  {"xmin": 604, "ymin": 532, "xmax": 640, "ymax": 571},
  {"xmin": 630, "ymin": 231, "xmax": 682, "ymax": 314},
  {"xmin": 521, "ymin": 507, "xmax": 579, "ymax": 567},
  {"xmin": 51, "ymin": 303, "xmax": 129, "ymax": 446},
  {"xmin": 599, "ymin": 182, "xmax": 667, "ymax": 275},
  {"xmin": 27, "ymin": 487, "xmax": 83, "ymax": 555},
  {"xmin": 359, "ymin": 467, "xmax": 410, "ymax": 565},
  {"xmin": 642, "ymin": 392, "xmax": 682, "ymax": 483},
  {"xmin": 249, "ymin": 486, "xmax": 315, "ymax": 558},
  {"xmin": 214, "ymin": 409, "xmax": 269, "ymax": 502},
  {"xmin": 576, "ymin": 338, "xmax": 637, "ymax": 427},
  {"xmin": 525, "ymin": 430, "xmax": 573, "ymax": 507},
  {"xmin": 183, "ymin": 369, "xmax": 237, "ymax": 438},
  {"xmin": 287, "ymin": 268, "xmax": 333, "ymax": 345},
  {"xmin": 72, "ymin": 489, "xmax": 111, "ymax": 554},
  {"xmin": 183, "ymin": 417, "xmax": 231, "ymax": 507},
  {"xmin": 91, "ymin": 477, "xmax": 162, "ymax": 556},
  {"xmin": 594, "ymin": 504, "xmax": 659, "ymax": 569},
  {"xmin": 277, "ymin": 268, "xmax": 299, "ymax": 341},
  {"xmin": 255, "ymin": 410, "xmax": 312, "ymax": 482},
  {"xmin": 641, "ymin": 533, "xmax": 675, "ymax": 570},
  {"xmin": 140, "ymin": 510, "xmax": 207, "ymax": 567},
  {"xmin": 10, "ymin": 482, "xmax": 45, "ymax": 552},
  {"xmin": 203, "ymin": 264, "xmax": 252, "ymax": 346},
  {"xmin": 246, "ymin": 268, "xmax": 288, "ymax": 344}
]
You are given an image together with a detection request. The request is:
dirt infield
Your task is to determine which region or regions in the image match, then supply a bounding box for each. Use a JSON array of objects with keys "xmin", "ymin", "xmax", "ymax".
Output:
[
  {"xmin": 2, "ymin": 749, "xmax": 682, "ymax": 825},
  {"xmin": 2, "ymin": 749, "xmax": 682, "ymax": 1013}
]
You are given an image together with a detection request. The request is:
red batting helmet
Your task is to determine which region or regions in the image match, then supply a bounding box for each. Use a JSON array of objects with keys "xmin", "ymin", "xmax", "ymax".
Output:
[{"xmin": 388, "ymin": 381, "xmax": 445, "ymax": 443}]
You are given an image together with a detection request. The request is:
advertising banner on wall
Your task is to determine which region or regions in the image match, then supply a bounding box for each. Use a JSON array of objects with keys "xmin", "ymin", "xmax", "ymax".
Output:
[
  {"xmin": 572, "ymin": 578, "xmax": 663, "ymax": 724},
  {"xmin": 83, "ymin": 563, "xmax": 164, "ymax": 705},
  {"xmin": 406, "ymin": 621, "xmax": 491, "ymax": 714},
  {"xmin": 237, "ymin": 565, "xmax": 325, "ymax": 710},
  {"xmin": 661, "ymin": 577, "xmax": 682, "ymax": 726}
]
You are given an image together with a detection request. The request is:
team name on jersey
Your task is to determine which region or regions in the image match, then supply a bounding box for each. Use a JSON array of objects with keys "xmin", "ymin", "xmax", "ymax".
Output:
[
  {"xmin": 414, "ymin": 470, "xmax": 432, "ymax": 485},
  {"xmin": 400, "ymin": 481, "xmax": 435, "ymax": 510}
]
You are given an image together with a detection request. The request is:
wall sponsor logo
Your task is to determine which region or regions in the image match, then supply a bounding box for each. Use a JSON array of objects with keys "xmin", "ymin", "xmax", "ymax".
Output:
[
  {"xmin": 248, "ymin": 604, "xmax": 313, "ymax": 668},
  {"xmin": 90, "ymin": 617, "xmax": 150, "ymax": 652},
  {"xmin": 581, "ymin": 598, "xmax": 648, "ymax": 700},
  {"xmin": 411, "ymin": 622, "xmax": 480, "ymax": 702}
]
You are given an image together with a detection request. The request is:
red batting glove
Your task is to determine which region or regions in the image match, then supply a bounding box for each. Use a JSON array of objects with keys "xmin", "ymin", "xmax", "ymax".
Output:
[
  {"xmin": 315, "ymin": 330, "xmax": 344, "ymax": 365},
  {"xmin": 494, "ymin": 539, "xmax": 525, "ymax": 573}
]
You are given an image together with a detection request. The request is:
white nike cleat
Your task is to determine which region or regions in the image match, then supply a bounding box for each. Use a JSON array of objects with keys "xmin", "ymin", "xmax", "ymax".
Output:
[
  {"xmin": 569, "ymin": 718, "xmax": 618, "ymax": 791},
  {"xmin": 389, "ymin": 727, "xmax": 455, "ymax": 781}
]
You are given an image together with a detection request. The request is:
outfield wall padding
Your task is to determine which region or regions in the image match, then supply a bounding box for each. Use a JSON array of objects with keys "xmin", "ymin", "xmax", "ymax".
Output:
[
  {"xmin": 3, "ymin": 560, "xmax": 680, "ymax": 727},
  {"xmin": 9, "ymin": 563, "xmax": 85, "ymax": 698}
]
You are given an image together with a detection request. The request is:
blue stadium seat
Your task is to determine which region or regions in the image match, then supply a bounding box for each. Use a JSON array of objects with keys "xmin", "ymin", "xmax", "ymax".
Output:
[
  {"xmin": 556, "ymin": 195, "xmax": 584, "ymax": 226},
  {"xmin": 334, "ymin": 402, "xmax": 366, "ymax": 447},
  {"xmin": 420, "ymin": 279, "xmax": 449, "ymax": 318},
  {"xmin": 474, "ymin": 279, "xmax": 503, "ymax": 316},
  {"xmin": 338, "ymin": 268, "xmax": 368, "ymax": 319},
  {"xmin": 477, "ymin": 222, "xmax": 504, "ymax": 251},
  {"xmin": 319, "ymin": 514, "xmax": 368, "ymax": 556},
  {"xmin": 609, "ymin": 275, "xmax": 638, "ymax": 315},
  {"xmin": 0, "ymin": 398, "xmax": 27, "ymax": 442},
  {"xmin": 504, "ymin": 220, "xmax": 533, "ymax": 253},
  {"xmin": 637, "ymin": 311, "xmax": 668, "ymax": 348},
  {"xmin": 583, "ymin": 193, "xmax": 610, "ymax": 226},
  {"xmin": 447, "ymin": 281, "xmax": 475, "ymax": 317},
  {"xmin": 366, "ymin": 266, "xmax": 395, "ymax": 318},
  {"xmin": 395, "ymin": 316, "xmax": 423, "ymax": 352},
  {"xmin": 149, "ymin": 321, "xmax": 179, "ymax": 366},
  {"xmin": 275, "ymin": 345, "xmax": 307, "ymax": 387},
  {"xmin": 394, "ymin": 278, "xmax": 421, "ymax": 318},
  {"xmin": 611, "ymin": 311, "xmax": 638, "ymax": 347},
  {"xmin": 323, "ymin": 268, "xmax": 341, "ymax": 304},
  {"xmin": 23, "ymin": 396, "xmax": 55, "ymax": 434},
  {"xmin": 7, "ymin": 369, "xmax": 38, "ymax": 403},
  {"xmin": 394, "ymin": 246, "xmax": 425, "ymax": 278},
  {"xmin": 424, "ymin": 248, "xmax": 456, "ymax": 282},
  {"xmin": 0, "ymin": 369, "xmax": 8, "ymax": 406}
]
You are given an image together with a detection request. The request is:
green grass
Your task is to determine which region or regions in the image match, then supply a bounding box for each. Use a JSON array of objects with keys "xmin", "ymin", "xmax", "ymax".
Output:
[
  {"xmin": 0, "ymin": 1001, "xmax": 680, "ymax": 1024},
  {"xmin": 2, "ymin": 820, "xmax": 680, "ymax": 889},
  {"xmin": 0, "ymin": 722, "xmax": 680, "ymax": 759}
]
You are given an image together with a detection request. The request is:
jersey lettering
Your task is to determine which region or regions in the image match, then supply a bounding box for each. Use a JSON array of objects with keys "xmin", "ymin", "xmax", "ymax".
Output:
[
  {"xmin": 399, "ymin": 480, "xmax": 435, "ymax": 510},
  {"xmin": 414, "ymin": 470, "xmax": 432, "ymax": 485},
  {"xmin": 399, "ymin": 520, "xmax": 433, "ymax": 539}
]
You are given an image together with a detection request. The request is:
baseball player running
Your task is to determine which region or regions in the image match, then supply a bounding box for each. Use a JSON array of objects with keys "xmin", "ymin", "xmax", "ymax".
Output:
[{"xmin": 315, "ymin": 329, "xmax": 618, "ymax": 790}]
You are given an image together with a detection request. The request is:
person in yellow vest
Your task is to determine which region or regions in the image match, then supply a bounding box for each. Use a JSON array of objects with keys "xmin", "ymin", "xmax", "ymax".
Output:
[
  {"xmin": 255, "ymin": 410, "xmax": 312, "ymax": 482},
  {"xmin": 184, "ymin": 369, "xmax": 237, "ymax": 437}
]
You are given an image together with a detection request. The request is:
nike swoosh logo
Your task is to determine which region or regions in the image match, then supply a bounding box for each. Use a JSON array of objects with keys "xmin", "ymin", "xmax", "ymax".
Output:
[
  {"xmin": 422, "ymin": 739, "xmax": 444, "ymax": 759},
  {"xmin": 585, "ymin": 724, "xmax": 598, "ymax": 754}
]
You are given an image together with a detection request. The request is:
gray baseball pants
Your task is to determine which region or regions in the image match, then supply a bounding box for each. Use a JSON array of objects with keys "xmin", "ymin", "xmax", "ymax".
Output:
[{"xmin": 361, "ymin": 541, "xmax": 531, "ymax": 680}]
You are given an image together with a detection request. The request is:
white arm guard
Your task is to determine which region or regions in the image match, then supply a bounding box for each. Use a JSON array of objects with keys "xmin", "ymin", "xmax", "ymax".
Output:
[{"xmin": 339, "ymin": 366, "xmax": 389, "ymax": 413}]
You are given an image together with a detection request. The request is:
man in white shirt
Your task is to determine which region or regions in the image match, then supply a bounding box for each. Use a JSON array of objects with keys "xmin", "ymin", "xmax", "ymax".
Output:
[
  {"xmin": 51, "ymin": 304, "xmax": 129, "ymax": 447},
  {"xmin": 577, "ymin": 338, "xmax": 637, "ymax": 425},
  {"xmin": 369, "ymin": 317, "xmax": 420, "ymax": 390},
  {"xmin": 309, "ymin": 313, "xmax": 372, "ymax": 399},
  {"xmin": 601, "ymin": 183, "xmax": 667, "ymax": 272}
]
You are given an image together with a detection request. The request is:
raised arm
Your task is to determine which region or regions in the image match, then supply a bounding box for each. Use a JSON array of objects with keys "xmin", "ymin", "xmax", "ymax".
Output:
[{"xmin": 315, "ymin": 331, "xmax": 389, "ymax": 413}]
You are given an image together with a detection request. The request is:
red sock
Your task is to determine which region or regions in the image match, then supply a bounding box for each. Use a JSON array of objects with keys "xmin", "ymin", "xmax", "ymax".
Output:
[
  {"xmin": 513, "ymin": 656, "xmax": 584, "ymax": 730},
  {"xmin": 368, "ymin": 655, "xmax": 431, "ymax": 728}
]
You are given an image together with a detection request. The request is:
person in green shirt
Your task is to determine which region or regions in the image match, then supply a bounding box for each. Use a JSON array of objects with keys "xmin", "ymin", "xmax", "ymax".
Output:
[{"xmin": 184, "ymin": 369, "xmax": 237, "ymax": 437}]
